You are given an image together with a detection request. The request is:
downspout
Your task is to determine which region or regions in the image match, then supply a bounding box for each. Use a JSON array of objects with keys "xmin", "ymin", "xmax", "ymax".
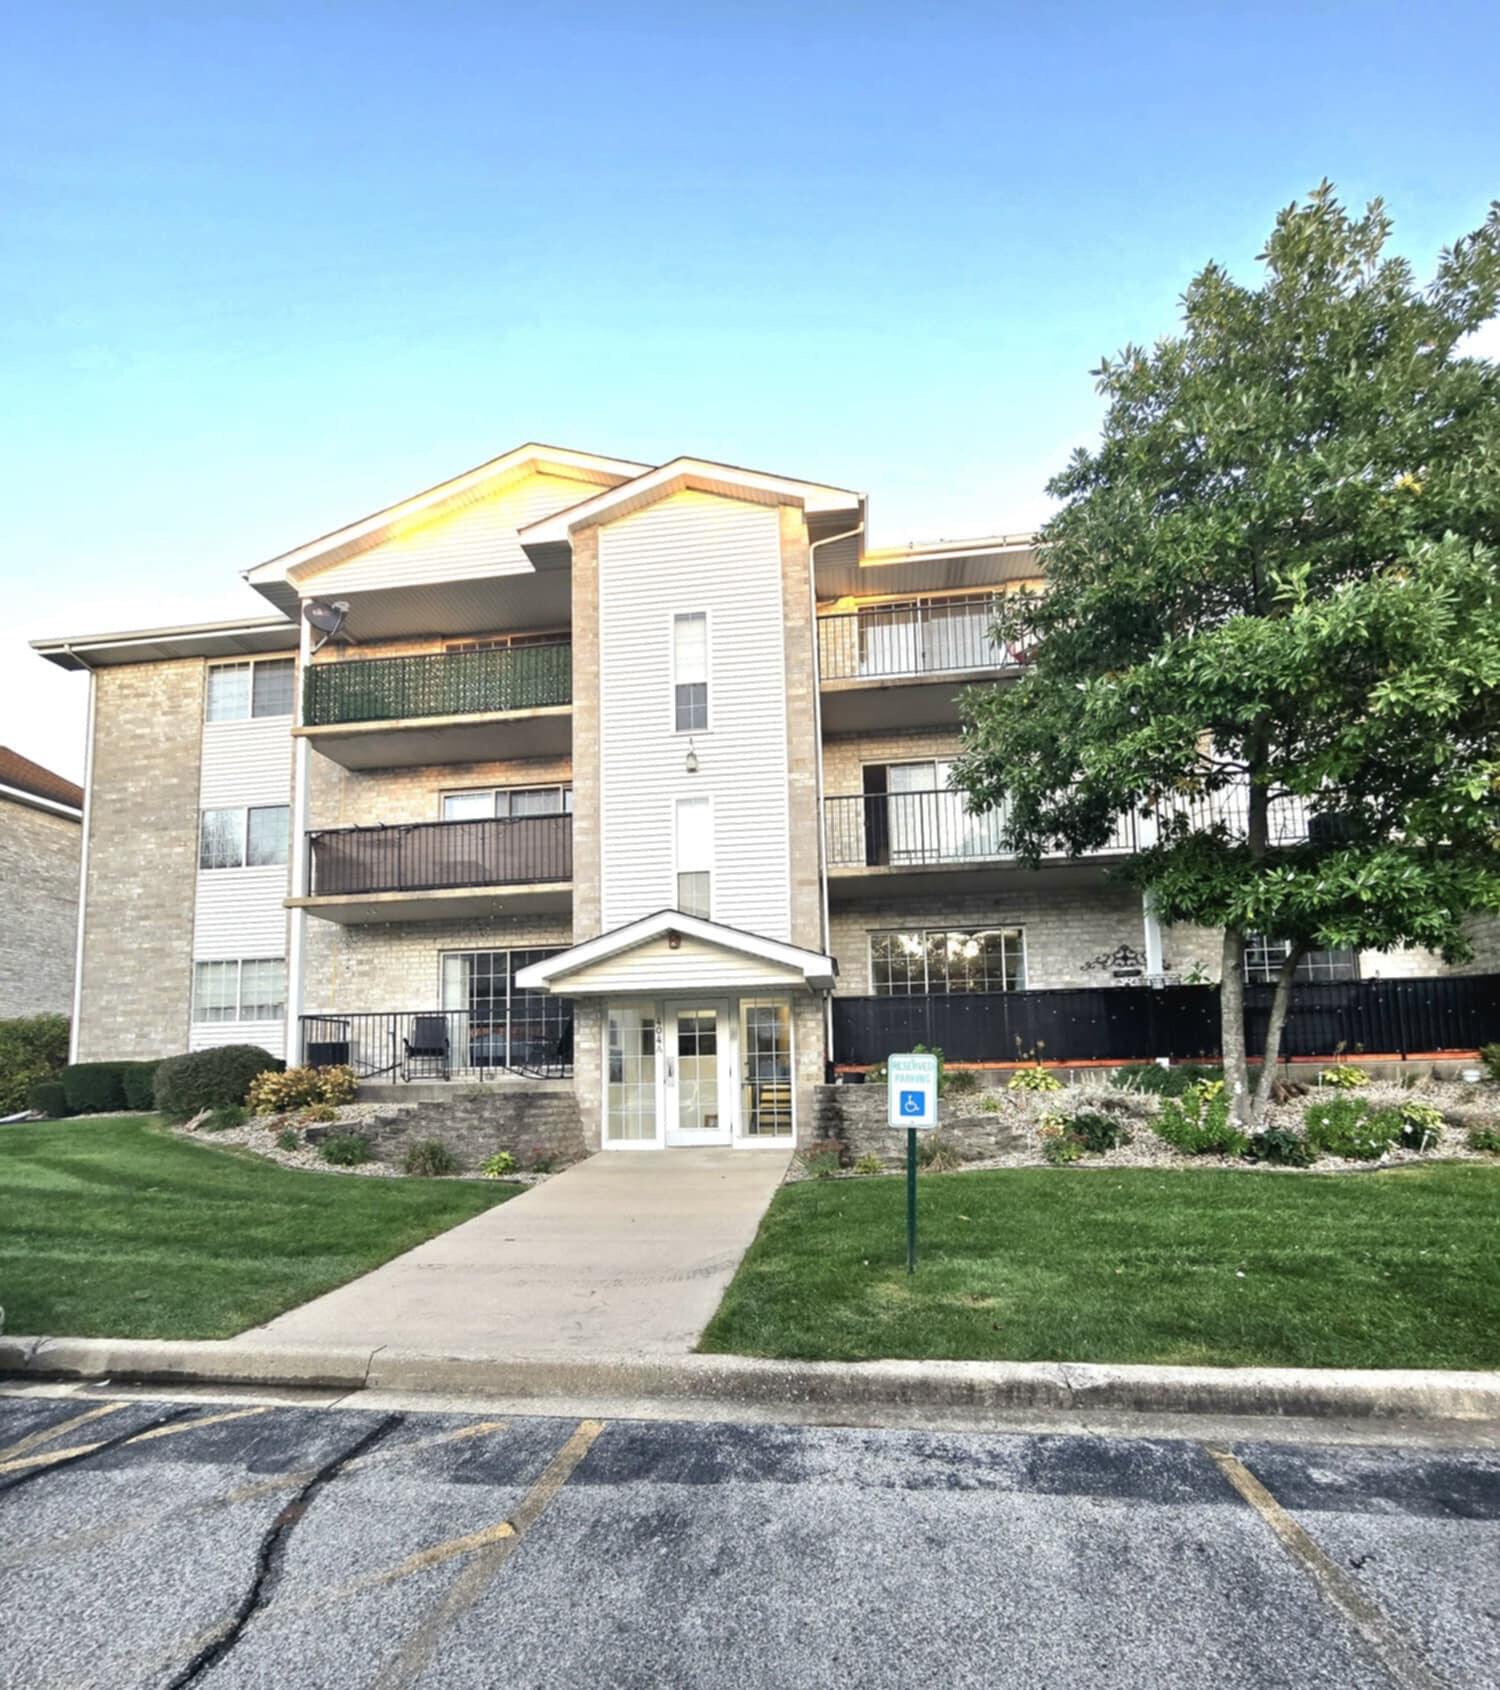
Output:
[
  {"xmin": 807, "ymin": 516, "xmax": 865, "ymax": 1077},
  {"xmin": 64, "ymin": 645, "xmax": 97, "ymax": 1063},
  {"xmin": 284, "ymin": 609, "xmax": 314, "ymax": 1064}
]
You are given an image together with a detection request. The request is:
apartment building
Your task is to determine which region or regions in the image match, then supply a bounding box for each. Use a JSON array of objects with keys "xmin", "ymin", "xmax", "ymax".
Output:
[
  {"xmin": 34, "ymin": 443, "xmax": 1498, "ymax": 1148},
  {"xmin": 0, "ymin": 747, "xmax": 83, "ymax": 1019}
]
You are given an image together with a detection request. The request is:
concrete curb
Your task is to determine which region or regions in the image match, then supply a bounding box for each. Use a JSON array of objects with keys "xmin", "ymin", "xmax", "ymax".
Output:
[{"xmin": 3, "ymin": 1335, "xmax": 1498, "ymax": 1423}]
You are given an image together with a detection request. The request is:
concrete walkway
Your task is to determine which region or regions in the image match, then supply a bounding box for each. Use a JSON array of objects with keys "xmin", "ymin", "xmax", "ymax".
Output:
[{"xmin": 242, "ymin": 1149, "xmax": 792, "ymax": 1360}]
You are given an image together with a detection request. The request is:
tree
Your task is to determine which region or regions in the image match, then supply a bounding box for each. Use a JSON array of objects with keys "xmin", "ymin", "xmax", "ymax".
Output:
[{"xmin": 954, "ymin": 185, "xmax": 1500, "ymax": 1126}]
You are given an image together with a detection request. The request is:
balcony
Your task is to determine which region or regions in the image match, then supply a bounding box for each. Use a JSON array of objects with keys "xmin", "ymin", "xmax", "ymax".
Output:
[
  {"xmin": 288, "ymin": 814, "xmax": 572, "ymax": 923},
  {"xmin": 296, "ymin": 642, "xmax": 572, "ymax": 769},
  {"xmin": 817, "ymin": 597, "xmax": 1034, "ymax": 732},
  {"xmin": 825, "ymin": 786, "xmax": 1315, "ymax": 901}
]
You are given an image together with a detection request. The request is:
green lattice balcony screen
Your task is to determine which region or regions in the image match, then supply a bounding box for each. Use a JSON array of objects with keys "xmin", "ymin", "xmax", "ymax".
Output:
[{"xmin": 303, "ymin": 641, "xmax": 572, "ymax": 725}]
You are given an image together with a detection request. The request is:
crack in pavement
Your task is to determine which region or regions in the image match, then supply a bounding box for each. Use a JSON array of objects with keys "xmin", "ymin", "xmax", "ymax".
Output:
[
  {"xmin": 0, "ymin": 1407, "xmax": 195, "ymax": 1495},
  {"xmin": 162, "ymin": 1412, "xmax": 405, "ymax": 1689}
]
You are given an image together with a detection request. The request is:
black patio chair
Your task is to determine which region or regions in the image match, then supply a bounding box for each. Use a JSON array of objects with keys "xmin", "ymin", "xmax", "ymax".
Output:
[{"xmin": 402, "ymin": 1015, "xmax": 450, "ymax": 1081}]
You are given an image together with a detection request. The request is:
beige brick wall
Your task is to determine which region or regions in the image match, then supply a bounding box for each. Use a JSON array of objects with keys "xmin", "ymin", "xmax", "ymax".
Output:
[
  {"xmin": 306, "ymin": 752, "xmax": 572, "ymax": 831},
  {"xmin": 780, "ymin": 506, "xmax": 824, "ymax": 956},
  {"xmin": 77, "ymin": 659, "xmax": 203, "ymax": 1058},
  {"xmin": 0, "ymin": 798, "xmax": 80, "ymax": 1019},
  {"xmin": 820, "ymin": 727, "xmax": 962, "ymax": 798}
]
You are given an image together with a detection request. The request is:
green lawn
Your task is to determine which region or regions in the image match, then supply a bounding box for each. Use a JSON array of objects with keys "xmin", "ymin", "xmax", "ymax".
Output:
[
  {"xmin": 700, "ymin": 1164, "xmax": 1500, "ymax": 1370},
  {"xmin": 0, "ymin": 1116, "xmax": 519, "ymax": 1339}
]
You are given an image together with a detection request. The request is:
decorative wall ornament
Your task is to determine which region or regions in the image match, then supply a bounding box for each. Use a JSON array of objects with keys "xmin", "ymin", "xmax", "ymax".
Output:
[{"xmin": 1081, "ymin": 943, "xmax": 1147, "ymax": 976}]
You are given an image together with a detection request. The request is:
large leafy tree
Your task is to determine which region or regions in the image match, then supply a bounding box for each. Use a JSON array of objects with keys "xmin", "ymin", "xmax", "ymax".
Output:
[{"xmin": 955, "ymin": 185, "xmax": 1500, "ymax": 1125}]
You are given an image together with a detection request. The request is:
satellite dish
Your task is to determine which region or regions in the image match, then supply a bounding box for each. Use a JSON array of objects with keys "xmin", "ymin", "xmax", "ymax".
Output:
[{"xmin": 303, "ymin": 601, "xmax": 349, "ymax": 635}]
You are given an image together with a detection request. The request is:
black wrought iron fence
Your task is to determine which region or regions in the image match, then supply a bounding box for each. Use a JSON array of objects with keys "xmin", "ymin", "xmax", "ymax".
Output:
[
  {"xmin": 832, "ymin": 973, "xmax": 1500, "ymax": 1066},
  {"xmin": 299, "ymin": 1006, "xmax": 574, "ymax": 1081},
  {"xmin": 824, "ymin": 791, "xmax": 1137, "ymax": 868},
  {"xmin": 817, "ymin": 596, "xmax": 1036, "ymax": 682},
  {"xmin": 303, "ymin": 641, "xmax": 571, "ymax": 726},
  {"xmin": 309, "ymin": 814, "xmax": 572, "ymax": 896}
]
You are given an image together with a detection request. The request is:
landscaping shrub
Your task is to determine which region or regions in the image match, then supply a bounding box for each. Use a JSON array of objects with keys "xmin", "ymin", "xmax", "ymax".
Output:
[
  {"xmin": 1318, "ymin": 1065, "xmax": 1370, "ymax": 1089},
  {"xmin": 404, "ymin": 1139, "xmax": 459, "ymax": 1177},
  {"xmin": 480, "ymin": 1150, "xmax": 517, "ymax": 1179},
  {"xmin": 853, "ymin": 1153, "xmax": 884, "ymax": 1176},
  {"xmin": 1008, "ymin": 1065, "xmax": 1062, "ymax": 1093},
  {"xmin": 247, "ymin": 1064, "xmax": 356, "ymax": 1115},
  {"xmin": 1397, "ymin": 1102, "xmax": 1444, "ymax": 1153},
  {"xmin": 319, "ymin": 1133, "xmax": 372, "ymax": 1166},
  {"xmin": 1039, "ymin": 1126, "xmax": 1083, "ymax": 1166},
  {"xmin": 296, "ymin": 1102, "xmax": 338, "ymax": 1125},
  {"xmin": 61, "ymin": 1062, "xmax": 131, "ymax": 1114},
  {"xmin": 1478, "ymin": 1044, "xmax": 1500, "ymax": 1082},
  {"xmin": 798, "ymin": 1146, "xmax": 842, "ymax": 1179},
  {"xmin": 944, "ymin": 1068, "xmax": 981, "ymax": 1096},
  {"xmin": 915, "ymin": 1134, "xmax": 965, "ymax": 1171},
  {"xmin": 1303, "ymin": 1097, "xmax": 1400, "ymax": 1160},
  {"xmin": 155, "ymin": 1046, "xmax": 282, "ymax": 1116},
  {"xmin": 0, "ymin": 1013, "xmax": 70, "ymax": 1114},
  {"xmin": 1466, "ymin": 1126, "xmax": 1500, "ymax": 1154},
  {"xmin": 1246, "ymin": 1127, "xmax": 1318, "ymax": 1167},
  {"xmin": 26, "ymin": 1078, "xmax": 70, "ymax": 1119},
  {"xmin": 1117, "ymin": 1063, "xmax": 1222, "ymax": 1099},
  {"xmin": 122, "ymin": 1062, "xmax": 161, "ymax": 1111},
  {"xmin": 1063, "ymin": 1110, "xmax": 1132, "ymax": 1154},
  {"xmin": 275, "ymin": 1127, "xmax": 300, "ymax": 1152},
  {"xmin": 1152, "ymin": 1081, "xmax": 1248, "ymax": 1157},
  {"xmin": 204, "ymin": 1105, "xmax": 247, "ymax": 1132}
]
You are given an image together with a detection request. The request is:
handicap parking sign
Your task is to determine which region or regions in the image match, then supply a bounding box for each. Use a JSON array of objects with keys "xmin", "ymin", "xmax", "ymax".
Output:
[{"xmin": 886, "ymin": 1053, "xmax": 938, "ymax": 1129}]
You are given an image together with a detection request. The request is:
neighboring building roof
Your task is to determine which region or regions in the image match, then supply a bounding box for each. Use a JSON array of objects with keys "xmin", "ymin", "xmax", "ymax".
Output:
[
  {"xmin": 31, "ymin": 615, "xmax": 299, "ymax": 672},
  {"xmin": 0, "ymin": 746, "xmax": 83, "ymax": 814}
]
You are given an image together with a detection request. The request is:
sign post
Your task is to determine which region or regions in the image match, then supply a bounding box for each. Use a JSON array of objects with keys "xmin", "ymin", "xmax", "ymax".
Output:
[{"xmin": 886, "ymin": 1052, "xmax": 939, "ymax": 1273}]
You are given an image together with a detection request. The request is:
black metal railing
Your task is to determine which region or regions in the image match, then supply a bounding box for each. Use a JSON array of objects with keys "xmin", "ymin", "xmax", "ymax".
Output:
[
  {"xmin": 831, "ymin": 973, "xmax": 1500, "ymax": 1066},
  {"xmin": 817, "ymin": 595, "xmax": 1037, "ymax": 682},
  {"xmin": 825, "ymin": 790, "xmax": 1137, "ymax": 869},
  {"xmin": 308, "ymin": 815, "xmax": 573, "ymax": 897},
  {"xmin": 825, "ymin": 788, "xmax": 1316, "ymax": 870},
  {"xmin": 303, "ymin": 641, "xmax": 572, "ymax": 727},
  {"xmin": 300, "ymin": 1005, "xmax": 574, "ymax": 1081}
]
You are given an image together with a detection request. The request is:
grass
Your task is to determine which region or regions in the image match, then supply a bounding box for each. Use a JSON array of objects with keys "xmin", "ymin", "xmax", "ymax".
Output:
[
  {"xmin": 700, "ymin": 1163, "xmax": 1500, "ymax": 1370},
  {"xmin": 0, "ymin": 1116, "xmax": 519, "ymax": 1339}
]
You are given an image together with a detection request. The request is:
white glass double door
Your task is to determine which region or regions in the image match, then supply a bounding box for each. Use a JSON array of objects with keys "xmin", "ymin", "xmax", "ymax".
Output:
[{"xmin": 605, "ymin": 998, "xmax": 734, "ymax": 1148}]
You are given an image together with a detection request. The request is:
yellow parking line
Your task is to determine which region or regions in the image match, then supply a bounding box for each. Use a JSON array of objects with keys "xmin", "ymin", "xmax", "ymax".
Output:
[
  {"xmin": 0, "ymin": 1406, "xmax": 270, "ymax": 1476},
  {"xmin": 1204, "ymin": 1445, "xmax": 1444, "ymax": 1690},
  {"xmin": 0, "ymin": 1402, "xmax": 129, "ymax": 1465}
]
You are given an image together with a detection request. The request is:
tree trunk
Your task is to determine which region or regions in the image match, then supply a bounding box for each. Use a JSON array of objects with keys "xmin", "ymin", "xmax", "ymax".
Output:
[
  {"xmin": 1250, "ymin": 944, "xmax": 1306, "ymax": 1125},
  {"xmin": 1219, "ymin": 927, "xmax": 1252, "ymax": 1126}
]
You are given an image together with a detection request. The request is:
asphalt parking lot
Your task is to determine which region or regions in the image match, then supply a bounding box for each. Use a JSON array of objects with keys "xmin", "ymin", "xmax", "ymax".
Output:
[{"xmin": 0, "ymin": 1390, "xmax": 1496, "ymax": 1689}]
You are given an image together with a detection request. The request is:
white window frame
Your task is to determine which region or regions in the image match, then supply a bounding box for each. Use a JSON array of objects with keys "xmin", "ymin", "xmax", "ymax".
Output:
[
  {"xmin": 205, "ymin": 656, "xmax": 296, "ymax": 723},
  {"xmin": 1244, "ymin": 936, "xmax": 1360, "ymax": 986},
  {"xmin": 670, "ymin": 609, "xmax": 711, "ymax": 735},
  {"xmin": 866, "ymin": 926, "xmax": 1029, "ymax": 996},
  {"xmin": 673, "ymin": 794, "xmax": 714, "ymax": 920},
  {"xmin": 199, "ymin": 804, "xmax": 291, "ymax": 871},
  {"xmin": 442, "ymin": 628, "xmax": 568, "ymax": 652},
  {"xmin": 192, "ymin": 957, "xmax": 287, "ymax": 1024},
  {"xmin": 438, "ymin": 784, "xmax": 574, "ymax": 821}
]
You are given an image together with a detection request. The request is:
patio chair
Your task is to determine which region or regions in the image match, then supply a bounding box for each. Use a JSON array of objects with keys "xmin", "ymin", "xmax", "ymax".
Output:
[{"xmin": 402, "ymin": 1015, "xmax": 450, "ymax": 1082}]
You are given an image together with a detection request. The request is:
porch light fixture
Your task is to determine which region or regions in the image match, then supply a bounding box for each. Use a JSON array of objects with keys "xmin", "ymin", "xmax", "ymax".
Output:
[
  {"xmin": 684, "ymin": 738, "xmax": 699, "ymax": 774},
  {"xmin": 668, "ymin": 931, "xmax": 681, "ymax": 950}
]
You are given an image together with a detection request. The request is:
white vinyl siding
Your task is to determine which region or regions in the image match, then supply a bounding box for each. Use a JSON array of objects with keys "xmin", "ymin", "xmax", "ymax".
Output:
[
  {"xmin": 556, "ymin": 935, "xmax": 807, "ymax": 994},
  {"xmin": 599, "ymin": 491, "xmax": 791, "ymax": 938}
]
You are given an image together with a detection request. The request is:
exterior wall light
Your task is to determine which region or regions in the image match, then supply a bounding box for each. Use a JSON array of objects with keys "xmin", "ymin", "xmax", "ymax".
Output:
[{"xmin": 685, "ymin": 740, "xmax": 699, "ymax": 774}]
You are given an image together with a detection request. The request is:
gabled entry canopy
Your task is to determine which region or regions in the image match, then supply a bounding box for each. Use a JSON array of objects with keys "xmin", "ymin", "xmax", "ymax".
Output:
[{"xmin": 515, "ymin": 910, "xmax": 837, "ymax": 996}]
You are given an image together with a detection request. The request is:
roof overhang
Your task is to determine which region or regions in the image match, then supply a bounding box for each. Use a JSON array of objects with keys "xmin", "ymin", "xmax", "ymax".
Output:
[
  {"xmin": 816, "ymin": 534, "xmax": 1041, "ymax": 600},
  {"xmin": 0, "ymin": 782, "xmax": 81, "ymax": 821},
  {"xmin": 515, "ymin": 910, "xmax": 838, "ymax": 994},
  {"xmin": 518, "ymin": 457, "xmax": 864, "ymax": 553},
  {"xmin": 31, "ymin": 616, "xmax": 299, "ymax": 672}
]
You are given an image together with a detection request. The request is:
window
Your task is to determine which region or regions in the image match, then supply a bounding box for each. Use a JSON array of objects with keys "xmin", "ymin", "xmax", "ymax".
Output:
[
  {"xmin": 1244, "ymin": 937, "xmax": 1359, "ymax": 986},
  {"xmin": 673, "ymin": 612, "xmax": 708, "ymax": 732},
  {"xmin": 441, "ymin": 785, "xmax": 572, "ymax": 821},
  {"xmin": 870, "ymin": 928, "xmax": 1026, "ymax": 995},
  {"xmin": 741, "ymin": 999, "xmax": 793, "ymax": 1137},
  {"xmin": 440, "ymin": 947, "xmax": 572, "ymax": 1069},
  {"xmin": 199, "ymin": 805, "xmax": 290, "ymax": 870},
  {"xmin": 206, "ymin": 657, "xmax": 295, "ymax": 722},
  {"xmin": 192, "ymin": 958, "xmax": 285, "ymax": 1023},
  {"xmin": 444, "ymin": 631, "xmax": 564, "ymax": 652},
  {"xmin": 675, "ymin": 796, "xmax": 711, "ymax": 918}
]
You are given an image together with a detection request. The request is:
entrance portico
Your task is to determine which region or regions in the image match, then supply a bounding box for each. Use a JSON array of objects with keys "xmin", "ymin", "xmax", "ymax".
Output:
[{"xmin": 515, "ymin": 911, "xmax": 836, "ymax": 1151}]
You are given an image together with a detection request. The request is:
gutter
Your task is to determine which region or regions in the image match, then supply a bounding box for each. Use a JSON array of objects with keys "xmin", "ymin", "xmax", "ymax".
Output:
[{"xmin": 63, "ymin": 644, "xmax": 97, "ymax": 1064}]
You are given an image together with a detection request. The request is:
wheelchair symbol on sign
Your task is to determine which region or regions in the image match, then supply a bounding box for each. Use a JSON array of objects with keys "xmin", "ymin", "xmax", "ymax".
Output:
[{"xmin": 899, "ymin": 1090, "xmax": 925, "ymax": 1117}]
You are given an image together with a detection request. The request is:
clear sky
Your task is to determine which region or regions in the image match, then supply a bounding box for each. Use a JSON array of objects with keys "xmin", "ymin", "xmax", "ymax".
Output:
[{"xmin": 3, "ymin": 1, "xmax": 1496, "ymax": 780}]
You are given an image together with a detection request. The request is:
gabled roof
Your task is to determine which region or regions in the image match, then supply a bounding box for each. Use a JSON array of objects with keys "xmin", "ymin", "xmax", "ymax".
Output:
[
  {"xmin": 518, "ymin": 456, "xmax": 864, "ymax": 549},
  {"xmin": 514, "ymin": 909, "xmax": 837, "ymax": 993},
  {"xmin": 243, "ymin": 443, "xmax": 653, "ymax": 612},
  {"xmin": 32, "ymin": 615, "xmax": 299, "ymax": 671},
  {"xmin": 0, "ymin": 747, "xmax": 83, "ymax": 814}
]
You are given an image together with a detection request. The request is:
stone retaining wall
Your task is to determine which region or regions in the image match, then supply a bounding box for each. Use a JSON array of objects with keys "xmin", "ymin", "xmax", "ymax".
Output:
[
  {"xmin": 308, "ymin": 1087, "xmax": 587, "ymax": 1171},
  {"xmin": 813, "ymin": 1083, "xmax": 1028, "ymax": 1166}
]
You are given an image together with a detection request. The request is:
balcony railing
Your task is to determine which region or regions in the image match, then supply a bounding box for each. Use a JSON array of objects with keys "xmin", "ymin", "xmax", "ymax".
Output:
[
  {"xmin": 308, "ymin": 814, "xmax": 572, "ymax": 897},
  {"xmin": 302, "ymin": 641, "xmax": 572, "ymax": 727},
  {"xmin": 300, "ymin": 1006, "xmax": 574, "ymax": 1081},
  {"xmin": 817, "ymin": 596, "xmax": 1035, "ymax": 683},
  {"xmin": 826, "ymin": 787, "xmax": 1314, "ymax": 869}
]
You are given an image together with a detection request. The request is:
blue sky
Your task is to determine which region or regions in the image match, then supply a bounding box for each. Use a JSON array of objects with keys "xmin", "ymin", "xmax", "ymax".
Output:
[{"xmin": 3, "ymin": 1, "xmax": 1496, "ymax": 779}]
